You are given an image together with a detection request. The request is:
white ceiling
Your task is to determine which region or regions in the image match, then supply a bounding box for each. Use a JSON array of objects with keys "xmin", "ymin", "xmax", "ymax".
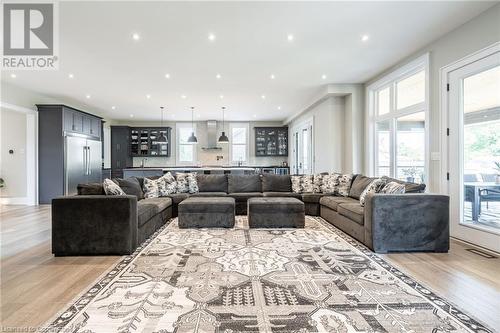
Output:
[{"xmin": 1, "ymin": 1, "xmax": 496, "ymax": 121}]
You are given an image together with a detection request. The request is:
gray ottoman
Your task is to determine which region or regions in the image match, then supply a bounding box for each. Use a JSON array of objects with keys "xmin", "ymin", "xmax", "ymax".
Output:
[
  {"xmin": 178, "ymin": 197, "xmax": 235, "ymax": 228},
  {"xmin": 248, "ymin": 197, "xmax": 305, "ymax": 228}
]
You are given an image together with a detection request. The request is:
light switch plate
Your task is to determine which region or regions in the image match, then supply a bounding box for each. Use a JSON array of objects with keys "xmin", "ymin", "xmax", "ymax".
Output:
[{"xmin": 431, "ymin": 152, "xmax": 441, "ymax": 161}]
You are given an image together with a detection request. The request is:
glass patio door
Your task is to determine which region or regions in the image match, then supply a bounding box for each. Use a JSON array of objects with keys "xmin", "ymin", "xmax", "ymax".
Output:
[
  {"xmin": 293, "ymin": 121, "xmax": 313, "ymax": 175},
  {"xmin": 447, "ymin": 50, "xmax": 500, "ymax": 251}
]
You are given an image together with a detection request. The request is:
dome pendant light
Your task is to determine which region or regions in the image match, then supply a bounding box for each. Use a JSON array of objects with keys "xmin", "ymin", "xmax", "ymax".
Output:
[
  {"xmin": 187, "ymin": 106, "xmax": 198, "ymax": 144},
  {"xmin": 218, "ymin": 106, "xmax": 229, "ymax": 143},
  {"xmin": 157, "ymin": 106, "xmax": 168, "ymax": 143}
]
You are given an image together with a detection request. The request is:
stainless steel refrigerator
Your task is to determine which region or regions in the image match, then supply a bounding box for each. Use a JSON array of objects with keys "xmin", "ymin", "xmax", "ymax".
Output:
[{"xmin": 65, "ymin": 135, "xmax": 102, "ymax": 196}]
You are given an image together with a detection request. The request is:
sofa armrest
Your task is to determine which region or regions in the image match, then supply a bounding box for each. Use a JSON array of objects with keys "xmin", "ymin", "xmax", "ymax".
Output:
[
  {"xmin": 52, "ymin": 195, "xmax": 138, "ymax": 255},
  {"xmin": 364, "ymin": 193, "xmax": 449, "ymax": 253}
]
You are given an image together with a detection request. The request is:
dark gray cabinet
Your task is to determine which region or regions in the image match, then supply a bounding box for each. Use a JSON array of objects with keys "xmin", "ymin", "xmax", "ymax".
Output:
[
  {"xmin": 63, "ymin": 107, "xmax": 100, "ymax": 139},
  {"xmin": 111, "ymin": 126, "xmax": 133, "ymax": 178},
  {"xmin": 130, "ymin": 127, "xmax": 171, "ymax": 157},
  {"xmin": 255, "ymin": 127, "xmax": 288, "ymax": 156}
]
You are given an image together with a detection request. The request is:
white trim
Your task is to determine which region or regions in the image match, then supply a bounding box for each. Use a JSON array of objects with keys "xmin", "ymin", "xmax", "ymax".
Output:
[
  {"xmin": 439, "ymin": 42, "xmax": 500, "ymax": 194},
  {"xmin": 291, "ymin": 117, "xmax": 314, "ymax": 174},
  {"xmin": 228, "ymin": 122, "xmax": 249, "ymax": 164},
  {"xmin": 175, "ymin": 122, "xmax": 197, "ymax": 165},
  {"xmin": 366, "ymin": 53, "xmax": 430, "ymax": 183},
  {"xmin": 0, "ymin": 101, "xmax": 36, "ymax": 114}
]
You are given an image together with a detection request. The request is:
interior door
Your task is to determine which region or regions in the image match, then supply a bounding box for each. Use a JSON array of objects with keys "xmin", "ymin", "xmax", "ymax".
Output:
[
  {"xmin": 447, "ymin": 50, "xmax": 500, "ymax": 252},
  {"xmin": 292, "ymin": 120, "xmax": 313, "ymax": 175}
]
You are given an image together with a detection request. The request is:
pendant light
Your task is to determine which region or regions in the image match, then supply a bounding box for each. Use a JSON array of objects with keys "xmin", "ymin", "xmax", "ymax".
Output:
[
  {"xmin": 218, "ymin": 106, "xmax": 229, "ymax": 143},
  {"xmin": 157, "ymin": 106, "xmax": 168, "ymax": 143},
  {"xmin": 187, "ymin": 106, "xmax": 198, "ymax": 144}
]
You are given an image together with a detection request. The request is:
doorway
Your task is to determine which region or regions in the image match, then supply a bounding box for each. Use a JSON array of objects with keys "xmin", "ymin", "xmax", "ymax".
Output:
[
  {"xmin": 445, "ymin": 44, "xmax": 500, "ymax": 252},
  {"xmin": 292, "ymin": 119, "xmax": 313, "ymax": 175}
]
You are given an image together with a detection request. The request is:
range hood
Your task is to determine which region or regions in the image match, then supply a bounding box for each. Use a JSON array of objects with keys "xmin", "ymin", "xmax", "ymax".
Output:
[{"xmin": 201, "ymin": 120, "xmax": 223, "ymax": 150}]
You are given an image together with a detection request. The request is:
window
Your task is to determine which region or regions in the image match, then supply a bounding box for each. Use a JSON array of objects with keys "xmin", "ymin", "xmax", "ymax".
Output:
[
  {"xmin": 230, "ymin": 123, "xmax": 248, "ymax": 164},
  {"xmin": 176, "ymin": 123, "xmax": 196, "ymax": 164},
  {"xmin": 369, "ymin": 54, "xmax": 428, "ymax": 184}
]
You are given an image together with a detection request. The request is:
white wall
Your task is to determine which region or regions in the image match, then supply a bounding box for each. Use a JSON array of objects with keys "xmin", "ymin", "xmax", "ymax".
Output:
[
  {"xmin": 111, "ymin": 120, "xmax": 288, "ymax": 167},
  {"xmin": 0, "ymin": 109, "xmax": 27, "ymax": 198},
  {"xmin": 365, "ymin": 4, "xmax": 500, "ymax": 192}
]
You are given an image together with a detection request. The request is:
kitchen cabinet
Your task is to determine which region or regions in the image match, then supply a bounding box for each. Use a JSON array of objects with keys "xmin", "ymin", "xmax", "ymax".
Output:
[
  {"xmin": 255, "ymin": 127, "xmax": 288, "ymax": 156},
  {"xmin": 62, "ymin": 107, "xmax": 101, "ymax": 139},
  {"xmin": 111, "ymin": 126, "xmax": 133, "ymax": 178}
]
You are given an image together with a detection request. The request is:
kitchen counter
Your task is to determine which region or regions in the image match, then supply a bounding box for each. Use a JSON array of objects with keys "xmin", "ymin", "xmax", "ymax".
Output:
[{"xmin": 122, "ymin": 166, "xmax": 289, "ymax": 178}]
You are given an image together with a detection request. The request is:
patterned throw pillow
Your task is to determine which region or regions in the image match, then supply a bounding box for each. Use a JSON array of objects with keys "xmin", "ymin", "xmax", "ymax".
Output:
[
  {"xmin": 337, "ymin": 174, "xmax": 354, "ymax": 197},
  {"xmin": 321, "ymin": 173, "xmax": 339, "ymax": 194},
  {"xmin": 158, "ymin": 172, "xmax": 177, "ymax": 196},
  {"xmin": 312, "ymin": 174, "xmax": 323, "ymax": 193},
  {"xmin": 380, "ymin": 181, "xmax": 406, "ymax": 194},
  {"xmin": 187, "ymin": 173, "xmax": 199, "ymax": 194},
  {"xmin": 291, "ymin": 175, "xmax": 314, "ymax": 193},
  {"xmin": 142, "ymin": 178, "xmax": 159, "ymax": 198},
  {"xmin": 359, "ymin": 178, "xmax": 386, "ymax": 206},
  {"xmin": 175, "ymin": 173, "xmax": 189, "ymax": 193},
  {"xmin": 103, "ymin": 178, "xmax": 125, "ymax": 195}
]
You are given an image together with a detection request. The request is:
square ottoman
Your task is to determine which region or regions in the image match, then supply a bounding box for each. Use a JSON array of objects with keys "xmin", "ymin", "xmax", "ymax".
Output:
[
  {"xmin": 248, "ymin": 197, "xmax": 305, "ymax": 228},
  {"xmin": 178, "ymin": 197, "xmax": 235, "ymax": 228}
]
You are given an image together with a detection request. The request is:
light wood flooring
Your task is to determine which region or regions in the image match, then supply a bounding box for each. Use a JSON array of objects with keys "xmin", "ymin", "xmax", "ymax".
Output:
[{"xmin": 1, "ymin": 204, "xmax": 499, "ymax": 331}]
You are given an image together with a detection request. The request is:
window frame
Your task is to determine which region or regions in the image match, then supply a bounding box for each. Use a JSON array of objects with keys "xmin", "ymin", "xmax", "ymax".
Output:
[
  {"xmin": 175, "ymin": 122, "xmax": 197, "ymax": 165},
  {"xmin": 229, "ymin": 123, "xmax": 249, "ymax": 164},
  {"xmin": 367, "ymin": 53, "xmax": 429, "ymax": 184}
]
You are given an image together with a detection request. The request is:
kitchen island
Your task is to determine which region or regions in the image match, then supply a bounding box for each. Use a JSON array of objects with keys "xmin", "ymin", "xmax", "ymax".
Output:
[{"xmin": 122, "ymin": 166, "xmax": 289, "ymax": 178}]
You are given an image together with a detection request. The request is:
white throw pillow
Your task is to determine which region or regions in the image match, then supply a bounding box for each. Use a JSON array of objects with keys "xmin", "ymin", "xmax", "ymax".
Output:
[
  {"xmin": 312, "ymin": 174, "xmax": 324, "ymax": 193},
  {"xmin": 187, "ymin": 173, "xmax": 199, "ymax": 194},
  {"xmin": 175, "ymin": 173, "xmax": 189, "ymax": 193},
  {"xmin": 103, "ymin": 178, "xmax": 125, "ymax": 195},
  {"xmin": 337, "ymin": 174, "xmax": 354, "ymax": 197},
  {"xmin": 142, "ymin": 178, "xmax": 159, "ymax": 198},
  {"xmin": 291, "ymin": 176, "xmax": 302, "ymax": 193},
  {"xmin": 321, "ymin": 173, "xmax": 340, "ymax": 194},
  {"xmin": 159, "ymin": 172, "xmax": 177, "ymax": 196},
  {"xmin": 359, "ymin": 178, "xmax": 386, "ymax": 206},
  {"xmin": 380, "ymin": 181, "xmax": 406, "ymax": 194},
  {"xmin": 291, "ymin": 175, "xmax": 314, "ymax": 193}
]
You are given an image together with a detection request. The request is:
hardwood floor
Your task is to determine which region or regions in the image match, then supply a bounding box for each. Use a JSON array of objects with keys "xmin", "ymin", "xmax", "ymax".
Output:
[{"xmin": 1, "ymin": 204, "xmax": 499, "ymax": 331}]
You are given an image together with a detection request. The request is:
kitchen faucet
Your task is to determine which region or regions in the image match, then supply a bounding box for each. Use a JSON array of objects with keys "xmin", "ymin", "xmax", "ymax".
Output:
[{"xmin": 141, "ymin": 158, "xmax": 148, "ymax": 168}]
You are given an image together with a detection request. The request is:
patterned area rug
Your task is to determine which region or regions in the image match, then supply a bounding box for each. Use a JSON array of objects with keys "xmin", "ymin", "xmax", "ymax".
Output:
[{"xmin": 44, "ymin": 216, "xmax": 492, "ymax": 333}]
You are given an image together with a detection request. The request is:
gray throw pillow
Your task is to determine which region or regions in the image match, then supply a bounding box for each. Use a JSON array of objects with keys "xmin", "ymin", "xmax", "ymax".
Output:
[{"xmin": 113, "ymin": 177, "xmax": 144, "ymax": 200}]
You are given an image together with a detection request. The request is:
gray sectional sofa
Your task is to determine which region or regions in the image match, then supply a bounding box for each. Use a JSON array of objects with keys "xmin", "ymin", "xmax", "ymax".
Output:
[{"xmin": 51, "ymin": 173, "xmax": 449, "ymax": 255}]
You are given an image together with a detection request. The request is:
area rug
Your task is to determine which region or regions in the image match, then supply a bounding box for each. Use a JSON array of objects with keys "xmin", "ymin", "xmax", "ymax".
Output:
[{"xmin": 44, "ymin": 216, "xmax": 492, "ymax": 333}]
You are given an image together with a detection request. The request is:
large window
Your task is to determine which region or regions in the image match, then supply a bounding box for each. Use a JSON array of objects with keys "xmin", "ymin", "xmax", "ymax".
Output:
[
  {"xmin": 176, "ymin": 123, "xmax": 196, "ymax": 164},
  {"xmin": 230, "ymin": 123, "xmax": 248, "ymax": 164},
  {"xmin": 369, "ymin": 55, "xmax": 428, "ymax": 184}
]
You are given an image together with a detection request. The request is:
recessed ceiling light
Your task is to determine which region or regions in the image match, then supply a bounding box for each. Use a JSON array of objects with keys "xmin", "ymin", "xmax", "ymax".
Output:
[
  {"xmin": 85, "ymin": 94, "xmax": 91, "ymax": 99},
  {"xmin": 196, "ymin": 114, "xmax": 201, "ymax": 118},
  {"xmin": 208, "ymin": 33, "xmax": 216, "ymax": 41},
  {"xmin": 132, "ymin": 33, "xmax": 140, "ymax": 41},
  {"xmin": 146, "ymin": 94, "xmax": 151, "ymax": 99},
  {"xmin": 68, "ymin": 73, "xmax": 74, "ymax": 79},
  {"xmin": 261, "ymin": 95, "xmax": 266, "ymax": 99},
  {"xmin": 287, "ymin": 34, "xmax": 294, "ymax": 42},
  {"xmin": 130, "ymin": 114, "xmax": 134, "ymax": 118},
  {"xmin": 277, "ymin": 106, "xmax": 282, "ymax": 110},
  {"xmin": 172, "ymin": 114, "xmax": 176, "ymax": 118},
  {"xmin": 321, "ymin": 74, "xmax": 327, "ymax": 80},
  {"xmin": 219, "ymin": 95, "xmax": 224, "ymax": 99},
  {"xmin": 181, "ymin": 95, "xmax": 187, "ymax": 99},
  {"xmin": 10, "ymin": 73, "xmax": 16, "ymax": 78},
  {"xmin": 216, "ymin": 73, "xmax": 221, "ymax": 79},
  {"xmin": 165, "ymin": 73, "xmax": 170, "ymax": 79},
  {"xmin": 270, "ymin": 74, "xmax": 275, "ymax": 79},
  {"xmin": 111, "ymin": 106, "xmax": 116, "ymax": 110},
  {"xmin": 361, "ymin": 35, "xmax": 369, "ymax": 42},
  {"xmin": 253, "ymin": 114, "xmax": 257, "ymax": 118}
]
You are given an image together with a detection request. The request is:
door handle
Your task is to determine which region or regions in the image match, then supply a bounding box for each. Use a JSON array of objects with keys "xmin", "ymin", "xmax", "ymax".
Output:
[
  {"xmin": 87, "ymin": 146, "xmax": 91, "ymax": 175},
  {"xmin": 83, "ymin": 146, "xmax": 88, "ymax": 175}
]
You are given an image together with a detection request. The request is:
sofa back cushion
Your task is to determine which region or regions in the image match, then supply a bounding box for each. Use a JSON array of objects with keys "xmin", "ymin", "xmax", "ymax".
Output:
[
  {"xmin": 113, "ymin": 177, "xmax": 144, "ymax": 200},
  {"xmin": 262, "ymin": 174, "xmax": 292, "ymax": 192},
  {"xmin": 228, "ymin": 175, "xmax": 262, "ymax": 193},
  {"xmin": 381, "ymin": 176, "xmax": 426, "ymax": 193},
  {"xmin": 77, "ymin": 183, "xmax": 105, "ymax": 195},
  {"xmin": 349, "ymin": 175, "xmax": 376, "ymax": 199},
  {"xmin": 197, "ymin": 174, "xmax": 228, "ymax": 193}
]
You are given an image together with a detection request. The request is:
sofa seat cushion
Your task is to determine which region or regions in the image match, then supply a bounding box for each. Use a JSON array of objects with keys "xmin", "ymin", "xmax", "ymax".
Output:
[
  {"xmin": 168, "ymin": 193, "xmax": 190, "ymax": 204},
  {"xmin": 319, "ymin": 196, "xmax": 358, "ymax": 211},
  {"xmin": 301, "ymin": 193, "xmax": 328, "ymax": 203},
  {"xmin": 229, "ymin": 192, "xmax": 263, "ymax": 202},
  {"xmin": 137, "ymin": 197, "xmax": 172, "ymax": 227},
  {"xmin": 263, "ymin": 192, "xmax": 302, "ymax": 199},
  {"xmin": 197, "ymin": 174, "xmax": 228, "ymax": 193},
  {"xmin": 337, "ymin": 202, "xmax": 364, "ymax": 225},
  {"xmin": 191, "ymin": 192, "xmax": 228, "ymax": 197},
  {"xmin": 228, "ymin": 175, "xmax": 262, "ymax": 193}
]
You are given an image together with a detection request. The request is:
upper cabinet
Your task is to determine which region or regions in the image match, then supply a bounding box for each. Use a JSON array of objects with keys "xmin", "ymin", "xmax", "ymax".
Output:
[
  {"xmin": 62, "ymin": 106, "xmax": 101, "ymax": 139},
  {"xmin": 255, "ymin": 127, "xmax": 288, "ymax": 156},
  {"xmin": 130, "ymin": 127, "xmax": 171, "ymax": 157}
]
